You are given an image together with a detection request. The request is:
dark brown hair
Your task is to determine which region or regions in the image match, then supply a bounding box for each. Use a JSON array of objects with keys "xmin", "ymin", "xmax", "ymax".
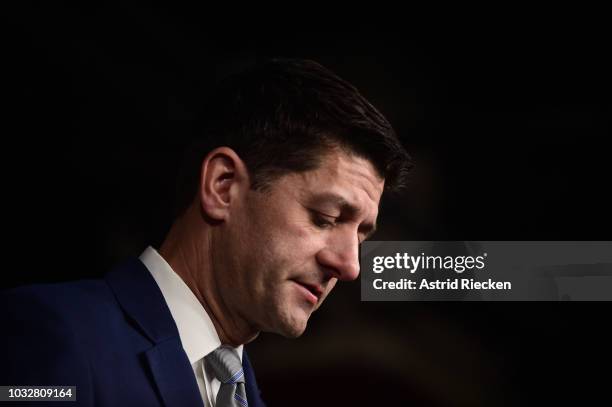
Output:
[{"xmin": 176, "ymin": 58, "xmax": 413, "ymax": 216}]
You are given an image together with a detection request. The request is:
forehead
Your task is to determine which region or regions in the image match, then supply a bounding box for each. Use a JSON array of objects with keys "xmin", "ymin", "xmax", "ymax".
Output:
[{"xmin": 282, "ymin": 150, "xmax": 385, "ymax": 211}]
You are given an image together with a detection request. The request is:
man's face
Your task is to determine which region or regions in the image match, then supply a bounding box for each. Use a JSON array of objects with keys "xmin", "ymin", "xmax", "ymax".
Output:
[{"xmin": 218, "ymin": 149, "xmax": 384, "ymax": 338}]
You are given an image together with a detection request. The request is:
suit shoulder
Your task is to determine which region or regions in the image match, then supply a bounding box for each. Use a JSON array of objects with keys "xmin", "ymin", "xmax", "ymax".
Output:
[
  {"xmin": 0, "ymin": 282, "xmax": 97, "ymax": 398},
  {"xmin": 1, "ymin": 279, "xmax": 123, "ymax": 353},
  {"xmin": 2, "ymin": 279, "xmax": 114, "ymax": 317}
]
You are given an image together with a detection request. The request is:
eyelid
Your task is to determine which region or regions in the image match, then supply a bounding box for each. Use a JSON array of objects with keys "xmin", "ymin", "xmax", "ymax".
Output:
[
  {"xmin": 312, "ymin": 208, "xmax": 339, "ymax": 218},
  {"xmin": 312, "ymin": 215, "xmax": 335, "ymax": 229},
  {"xmin": 309, "ymin": 208, "xmax": 373, "ymax": 242}
]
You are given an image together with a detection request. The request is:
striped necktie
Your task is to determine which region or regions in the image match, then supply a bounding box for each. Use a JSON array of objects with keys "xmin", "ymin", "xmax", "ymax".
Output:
[{"xmin": 204, "ymin": 346, "xmax": 248, "ymax": 407}]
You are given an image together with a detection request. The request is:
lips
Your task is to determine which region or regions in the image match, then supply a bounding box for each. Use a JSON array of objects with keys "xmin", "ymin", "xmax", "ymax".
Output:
[{"xmin": 292, "ymin": 280, "xmax": 323, "ymax": 305}]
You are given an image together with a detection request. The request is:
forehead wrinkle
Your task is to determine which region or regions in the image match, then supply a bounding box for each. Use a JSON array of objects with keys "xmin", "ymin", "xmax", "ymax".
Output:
[{"xmin": 340, "ymin": 156, "xmax": 384, "ymax": 203}]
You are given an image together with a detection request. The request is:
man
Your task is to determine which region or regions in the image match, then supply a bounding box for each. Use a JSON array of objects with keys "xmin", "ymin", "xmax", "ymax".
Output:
[{"xmin": 1, "ymin": 59, "xmax": 412, "ymax": 406}]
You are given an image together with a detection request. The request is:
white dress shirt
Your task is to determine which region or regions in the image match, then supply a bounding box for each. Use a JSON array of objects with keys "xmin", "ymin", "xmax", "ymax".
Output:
[{"xmin": 140, "ymin": 246, "xmax": 243, "ymax": 407}]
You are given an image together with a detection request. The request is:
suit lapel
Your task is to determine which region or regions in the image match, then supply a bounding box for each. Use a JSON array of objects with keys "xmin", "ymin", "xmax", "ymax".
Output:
[
  {"xmin": 145, "ymin": 337, "xmax": 204, "ymax": 407},
  {"xmin": 243, "ymin": 351, "xmax": 266, "ymax": 407},
  {"xmin": 106, "ymin": 258, "xmax": 204, "ymax": 407}
]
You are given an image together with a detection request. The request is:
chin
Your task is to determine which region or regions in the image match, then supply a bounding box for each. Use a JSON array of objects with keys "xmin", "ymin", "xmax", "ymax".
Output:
[
  {"xmin": 267, "ymin": 308, "xmax": 310, "ymax": 338},
  {"xmin": 278, "ymin": 323, "xmax": 307, "ymax": 338}
]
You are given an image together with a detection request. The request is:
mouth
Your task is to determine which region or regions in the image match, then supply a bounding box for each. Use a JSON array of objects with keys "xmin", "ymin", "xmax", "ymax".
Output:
[{"xmin": 291, "ymin": 280, "xmax": 323, "ymax": 305}]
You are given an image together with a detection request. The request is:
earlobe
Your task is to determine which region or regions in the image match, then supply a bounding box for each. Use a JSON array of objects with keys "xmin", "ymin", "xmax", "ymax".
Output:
[{"xmin": 198, "ymin": 147, "xmax": 249, "ymax": 221}]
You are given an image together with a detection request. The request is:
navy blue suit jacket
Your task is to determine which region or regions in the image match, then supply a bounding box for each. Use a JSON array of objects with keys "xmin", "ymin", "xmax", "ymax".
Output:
[{"xmin": 0, "ymin": 258, "xmax": 266, "ymax": 407}]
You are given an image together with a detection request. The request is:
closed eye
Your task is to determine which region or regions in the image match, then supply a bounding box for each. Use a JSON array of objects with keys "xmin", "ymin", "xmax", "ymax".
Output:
[{"xmin": 310, "ymin": 210, "xmax": 337, "ymax": 229}]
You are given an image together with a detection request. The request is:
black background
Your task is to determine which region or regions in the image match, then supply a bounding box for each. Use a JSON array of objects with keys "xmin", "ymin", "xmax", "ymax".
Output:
[{"xmin": 6, "ymin": 4, "xmax": 611, "ymax": 406}]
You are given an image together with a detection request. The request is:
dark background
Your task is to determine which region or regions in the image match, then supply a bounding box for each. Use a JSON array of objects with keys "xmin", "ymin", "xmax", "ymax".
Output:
[{"xmin": 6, "ymin": 4, "xmax": 611, "ymax": 406}]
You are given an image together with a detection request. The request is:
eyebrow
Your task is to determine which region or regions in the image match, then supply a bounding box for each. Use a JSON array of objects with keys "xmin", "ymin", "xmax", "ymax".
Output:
[{"xmin": 309, "ymin": 192, "xmax": 378, "ymax": 240}]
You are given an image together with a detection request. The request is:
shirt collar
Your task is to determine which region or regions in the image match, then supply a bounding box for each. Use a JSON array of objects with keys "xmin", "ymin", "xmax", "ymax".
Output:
[{"xmin": 139, "ymin": 246, "xmax": 243, "ymax": 364}]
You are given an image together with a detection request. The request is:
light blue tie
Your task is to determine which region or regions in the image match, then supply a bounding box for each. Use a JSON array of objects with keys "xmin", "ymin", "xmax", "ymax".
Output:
[{"xmin": 204, "ymin": 346, "xmax": 248, "ymax": 407}]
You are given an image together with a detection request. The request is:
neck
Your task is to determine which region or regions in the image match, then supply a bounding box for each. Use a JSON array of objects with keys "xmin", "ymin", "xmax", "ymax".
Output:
[{"xmin": 159, "ymin": 204, "xmax": 259, "ymax": 347}]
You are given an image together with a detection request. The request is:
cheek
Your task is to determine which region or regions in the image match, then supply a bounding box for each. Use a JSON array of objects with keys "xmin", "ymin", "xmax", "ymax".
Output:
[
  {"xmin": 264, "ymin": 215, "xmax": 320, "ymax": 258},
  {"xmin": 244, "ymin": 195, "xmax": 325, "ymax": 277}
]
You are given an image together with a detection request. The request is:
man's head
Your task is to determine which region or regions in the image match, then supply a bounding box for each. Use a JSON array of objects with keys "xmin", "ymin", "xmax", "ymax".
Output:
[{"xmin": 167, "ymin": 59, "xmax": 412, "ymax": 342}]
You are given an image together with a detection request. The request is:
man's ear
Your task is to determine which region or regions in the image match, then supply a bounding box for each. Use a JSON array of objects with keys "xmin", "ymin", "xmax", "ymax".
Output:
[{"xmin": 199, "ymin": 147, "xmax": 250, "ymax": 221}]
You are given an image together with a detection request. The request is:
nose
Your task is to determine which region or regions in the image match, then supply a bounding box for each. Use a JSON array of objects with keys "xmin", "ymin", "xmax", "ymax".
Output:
[{"xmin": 316, "ymin": 235, "xmax": 360, "ymax": 282}]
